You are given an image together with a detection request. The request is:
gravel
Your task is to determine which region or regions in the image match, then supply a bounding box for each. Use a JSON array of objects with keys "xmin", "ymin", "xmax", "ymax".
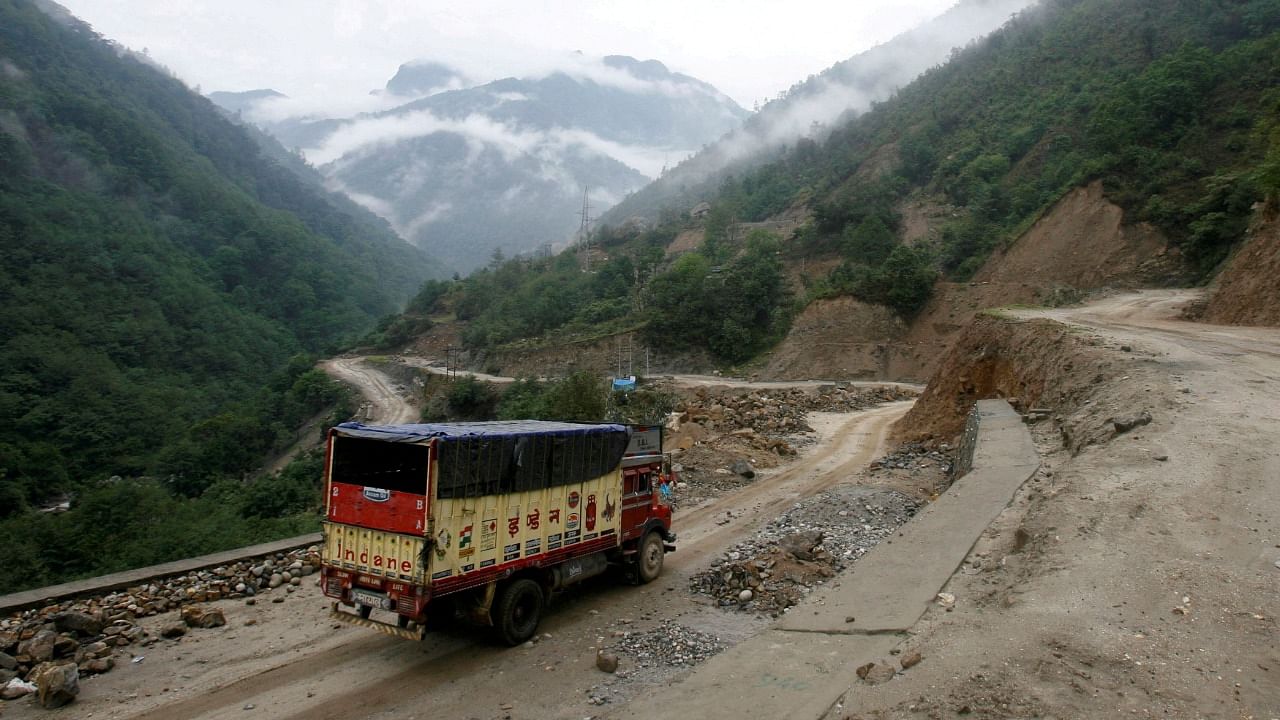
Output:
[
  {"xmin": 610, "ymin": 621, "xmax": 726, "ymax": 668},
  {"xmin": 690, "ymin": 486, "xmax": 920, "ymax": 615}
]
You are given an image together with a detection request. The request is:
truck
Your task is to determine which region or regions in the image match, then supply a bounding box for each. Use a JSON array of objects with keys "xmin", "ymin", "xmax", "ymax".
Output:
[{"xmin": 318, "ymin": 420, "xmax": 675, "ymax": 644}]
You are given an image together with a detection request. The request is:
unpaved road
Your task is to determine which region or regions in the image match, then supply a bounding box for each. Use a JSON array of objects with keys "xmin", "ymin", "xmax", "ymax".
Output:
[
  {"xmin": 830, "ymin": 290, "xmax": 1280, "ymax": 718},
  {"xmin": 321, "ymin": 357, "xmax": 418, "ymax": 425},
  {"xmin": 11, "ymin": 402, "xmax": 911, "ymax": 720},
  {"xmin": 397, "ymin": 354, "xmax": 924, "ymax": 392}
]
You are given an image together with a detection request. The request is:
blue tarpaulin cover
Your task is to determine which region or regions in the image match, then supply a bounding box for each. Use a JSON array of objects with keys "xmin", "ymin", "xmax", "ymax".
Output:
[{"xmin": 333, "ymin": 420, "xmax": 628, "ymax": 444}]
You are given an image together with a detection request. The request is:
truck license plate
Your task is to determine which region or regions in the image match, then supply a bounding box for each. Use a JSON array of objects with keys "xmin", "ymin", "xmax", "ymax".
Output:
[{"xmin": 351, "ymin": 588, "xmax": 392, "ymax": 610}]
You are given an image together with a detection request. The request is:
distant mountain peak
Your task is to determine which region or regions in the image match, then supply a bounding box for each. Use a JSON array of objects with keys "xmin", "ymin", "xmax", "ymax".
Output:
[{"xmin": 383, "ymin": 60, "xmax": 470, "ymax": 97}]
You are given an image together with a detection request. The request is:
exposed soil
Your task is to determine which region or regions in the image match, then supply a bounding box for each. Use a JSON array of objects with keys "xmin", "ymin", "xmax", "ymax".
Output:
[
  {"xmin": 830, "ymin": 291, "xmax": 1280, "ymax": 720},
  {"xmin": 973, "ymin": 181, "xmax": 1180, "ymax": 288},
  {"xmin": 764, "ymin": 297, "xmax": 908, "ymax": 380},
  {"xmin": 1200, "ymin": 206, "xmax": 1280, "ymax": 327},
  {"xmin": 898, "ymin": 197, "xmax": 957, "ymax": 247},
  {"xmin": 893, "ymin": 312, "xmax": 1123, "ymax": 448},
  {"xmin": 764, "ymin": 181, "xmax": 1178, "ymax": 384}
]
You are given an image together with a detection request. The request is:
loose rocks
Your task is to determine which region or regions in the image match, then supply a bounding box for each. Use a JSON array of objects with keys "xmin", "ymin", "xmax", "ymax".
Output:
[
  {"xmin": 181, "ymin": 605, "xmax": 226, "ymax": 629},
  {"xmin": 611, "ymin": 622, "xmax": 724, "ymax": 668},
  {"xmin": 596, "ymin": 650, "xmax": 619, "ymax": 673},
  {"xmin": 1, "ymin": 545, "xmax": 321, "ymax": 691},
  {"xmin": 690, "ymin": 486, "xmax": 919, "ymax": 614},
  {"xmin": 33, "ymin": 662, "xmax": 79, "ymax": 708}
]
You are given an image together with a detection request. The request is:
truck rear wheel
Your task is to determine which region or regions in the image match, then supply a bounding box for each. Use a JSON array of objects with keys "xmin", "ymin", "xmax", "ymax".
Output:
[
  {"xmin": 494, "ymin": 579, "xmax": 544, "ymax": 646},
  {"xmin": 636, "ymin": 531, "xmax": 665, "ymax": 584}
]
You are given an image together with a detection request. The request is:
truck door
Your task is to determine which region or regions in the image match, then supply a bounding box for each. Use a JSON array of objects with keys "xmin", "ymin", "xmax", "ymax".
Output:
[{"xmin": 621, "ymin": 466, "xmax": 654, "ymax": 539}]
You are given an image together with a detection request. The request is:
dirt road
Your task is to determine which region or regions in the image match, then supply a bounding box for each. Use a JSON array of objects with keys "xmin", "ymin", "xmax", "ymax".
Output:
[
  {"xmin": 10, "ymin": 401, "xmax": 910, "ymax": 720},
  {"xmin": 829, "ymin": 290, "xmax": 1280, "ymax": 718},
  {"xmin": 399, "ymin": 355, "xmax": 924, "ymax": 392},
  {"xmin": 321, "ymin": 357, "xmax": 419, "ymax": 425}
]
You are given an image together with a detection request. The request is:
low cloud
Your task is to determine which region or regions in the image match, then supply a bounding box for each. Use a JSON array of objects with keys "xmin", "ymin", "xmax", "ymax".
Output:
[{"xmin": 307, "ymin": 107, "xmax": 682, "ymax": 180}]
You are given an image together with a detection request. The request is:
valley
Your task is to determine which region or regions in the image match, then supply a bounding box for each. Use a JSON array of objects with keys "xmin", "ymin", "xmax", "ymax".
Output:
[{"xmin": 2, "ymin": 0, "xmax": 1279, "ymax": 717}]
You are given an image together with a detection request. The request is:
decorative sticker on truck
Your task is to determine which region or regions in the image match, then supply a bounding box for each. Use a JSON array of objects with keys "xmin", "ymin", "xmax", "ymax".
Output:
[
  {"xmin": 427, "ymin": 468, "xmax": 625, "ymax": 580},
  {"xmin": 480, "ymin": 517, "xmax": 498, "ymax": 551},
  {"xmin": 458, "ymin": 525, "xmax": 475, "ymax": 558}
]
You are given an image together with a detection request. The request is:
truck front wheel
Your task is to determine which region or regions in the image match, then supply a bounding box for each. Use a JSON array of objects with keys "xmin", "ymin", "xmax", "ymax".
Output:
[
  {"xmin": 636, "ymin": 531, "xmax": 665, "ymax": 584},
  {"xmin": 494, "ymin": 579, "xmax": 544, "ymax": 646}
]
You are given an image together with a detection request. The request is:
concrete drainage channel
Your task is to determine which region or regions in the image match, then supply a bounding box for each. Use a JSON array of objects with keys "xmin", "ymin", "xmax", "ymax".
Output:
[{"xmin": 612, "ymin": 400, "xmax": 1041, "ymax": 720}]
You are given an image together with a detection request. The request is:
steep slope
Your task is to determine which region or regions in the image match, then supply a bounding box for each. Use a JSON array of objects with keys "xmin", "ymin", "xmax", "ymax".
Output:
[
  {"xmin": 599, "ymin": 0, "xmax": 1036, "ymax": 226},
  {"xmin": 369, "ymin": 0, "xmax": 1279, "ymax": 385},
  {"xmin": 0, "ymin": 0, "xmax": 437, "ymax": 503},
  {"xmin": 1200, "ymin": 205, "xmax": 1280, "ymax": 326},
  {"xmin": 221, "ymin": 55, "xmax": 748, "ymax": 271}
]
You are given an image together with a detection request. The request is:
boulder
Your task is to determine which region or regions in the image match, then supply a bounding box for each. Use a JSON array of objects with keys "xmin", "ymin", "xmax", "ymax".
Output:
[
  {"xmin": 53, "ymin": 611, "xmax": 104, "ymax": 636},
  {"xmin": 181, "ymin": 605, "xmax": 226, "ymax": 629},
  {"xmin": 729, "ymin": 459, "xmax": 756, "ymax": 479},
  {"xmin": 1111, "ymin": 411, "xmax": 1152, "ymax": 434},
  {"xmin": 779, "ymin": 530, "xmax": 825, "ymax": 561},
  {"xmin": 595, "ymin": 650, "xmax": 619, "ymax": 673},
  {"xmin": 0, "ymin": 650, "xmax": 16, "ymax": 670},
  {"xmin": 33, "ymin": 662, "xmax": 79, "ymax": 708},
  {"xmin": 17, "ymin": 629, "xmax": 57, "ymax": 664}
]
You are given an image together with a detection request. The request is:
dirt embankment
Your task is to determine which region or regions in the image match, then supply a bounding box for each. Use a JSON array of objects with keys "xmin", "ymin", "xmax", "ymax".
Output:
[
  {"xmin": 762, "ymin": 181, "xmax": 1179, "ymax": 384},
  {"xmin": 893, "ymin": 314, "xmax": 1124, "ymax": 451},
  {"xmin": 763, "ymin": 297, "xmax": 908, "ymax": 380},
  {"xmin": 973, "ymin": 180, "xmax": 1179, "ymax": 287},
  {"xmin": 1200, "ymin": 206, "xmax": 1280, "ymax": 326}
]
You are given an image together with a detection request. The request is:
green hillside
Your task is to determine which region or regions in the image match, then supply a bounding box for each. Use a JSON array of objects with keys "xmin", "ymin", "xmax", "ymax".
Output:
[
  {"xmin": 416, "ymin": 0, "xmax": 1279, "ymax": 369},
  {"xmin": 0, "ymin": 0, "xmax": 438, "ymax": 590}
]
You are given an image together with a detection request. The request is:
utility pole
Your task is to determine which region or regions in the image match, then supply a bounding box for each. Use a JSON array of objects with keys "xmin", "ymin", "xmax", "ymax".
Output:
[
  {"xmin": 444, "ymin": 346, "xmax": 461, "ymax": 383},
  {"xmin": 577, "ymin": 187, "xmax": 593, "ymax": 272}
]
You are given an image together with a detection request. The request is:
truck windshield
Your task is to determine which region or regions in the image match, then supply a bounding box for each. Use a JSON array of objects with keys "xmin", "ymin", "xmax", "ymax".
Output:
[{"xmin": 331, "ymin": 437, "xmax": 429, "ymax": 495}]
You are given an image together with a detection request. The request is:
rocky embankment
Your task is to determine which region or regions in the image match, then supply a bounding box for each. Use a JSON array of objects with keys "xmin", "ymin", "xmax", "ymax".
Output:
[{"xmin": 0, "ymin": 546, "xmax": 320, "ymax": 708}]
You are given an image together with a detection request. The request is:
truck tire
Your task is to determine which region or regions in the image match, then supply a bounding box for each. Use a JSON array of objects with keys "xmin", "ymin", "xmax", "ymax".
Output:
[
  {"xmin": 636, "ymin": 531, "xmax": 665, "ymax": 584},
  {"xmin": 494, "ymin": 579, "xmax": 544, "ymax": 646}
]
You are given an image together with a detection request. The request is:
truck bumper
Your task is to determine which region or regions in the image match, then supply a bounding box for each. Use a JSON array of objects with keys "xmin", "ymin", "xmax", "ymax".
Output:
[{"xmin": 329, "ymin": 602, "xmax": 425, "ymax": 641}]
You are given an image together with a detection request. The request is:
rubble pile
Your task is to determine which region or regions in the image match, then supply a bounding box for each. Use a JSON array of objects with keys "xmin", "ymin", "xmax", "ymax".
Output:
[
  {"xmin": 870, "ymin": 442, "xmax": 954, "ymax": 475},
  {"xmin": 690, "ymin": 487, "xmax": 920, "ymax": 615},
  {"xmin": 0, "ymin": 545, "xmax": 319, "ymax": 702},
  {"xmin": 610, "ymin": 621, "xmax": 725, "ymax": 668},
  {"xmin": 675, "ymin": 384, "xmax": 916, "ymax": 443}
]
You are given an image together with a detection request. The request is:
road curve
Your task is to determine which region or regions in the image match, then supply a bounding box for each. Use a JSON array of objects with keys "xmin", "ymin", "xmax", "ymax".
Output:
[{"xmin": 320, "ymin": 357, "xmax": 418, "ymax": 425}]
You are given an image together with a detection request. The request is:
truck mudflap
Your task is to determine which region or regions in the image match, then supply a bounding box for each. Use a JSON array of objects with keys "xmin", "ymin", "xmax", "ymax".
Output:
[{"xmin": 329, "ymin": 603, "xmax": 425, "ymax": 641}]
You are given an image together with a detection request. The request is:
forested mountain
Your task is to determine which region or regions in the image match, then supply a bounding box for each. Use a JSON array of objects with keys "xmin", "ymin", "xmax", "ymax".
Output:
[
  {"xmin": 215, "ymin": 55, "xmax": 748, "ymax": 271},
  {"xmin": 406, "ymin": 0, "xmax": 1279, "ymax": 369},
  {"xmin": 599, "ymin": 0, "xmax": 1036, "ymax": 226},
  {"xmin": 0, "ymin": 0, "xmax": 440, "ymax": 589}
]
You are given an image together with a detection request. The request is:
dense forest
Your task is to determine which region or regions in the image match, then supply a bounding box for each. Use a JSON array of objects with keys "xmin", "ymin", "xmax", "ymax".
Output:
[
  {"xmin": 0, "ymin": 0, "xmax": 438, "ymax": 591},
  {"xmin": 402, "ymin": 0, "xmax": 1280, "ymax": 368}
]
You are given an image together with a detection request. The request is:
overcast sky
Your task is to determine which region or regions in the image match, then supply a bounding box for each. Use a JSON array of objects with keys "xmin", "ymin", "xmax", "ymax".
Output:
[{"xmin": 60, "ymin": 0, "xmax": 962, "ymax": 110}]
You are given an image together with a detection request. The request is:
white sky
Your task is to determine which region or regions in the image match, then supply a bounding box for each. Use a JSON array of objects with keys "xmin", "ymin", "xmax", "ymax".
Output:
[{"xmin": 59, "ymin": 0, "xmax": 962, "ymax": 109}]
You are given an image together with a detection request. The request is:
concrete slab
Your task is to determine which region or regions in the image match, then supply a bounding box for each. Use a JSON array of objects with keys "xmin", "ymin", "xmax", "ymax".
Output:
[
  {"xmin": 613, "ymin": 630, "xmax": 902, "ymax": 720},
  {"xmin": 610, "ymin": 400, "xmax": 1040, "ymax": 720},
  {"xmin": 0, "ymin": 532, "xmax": 321, "ymax": 614}
]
